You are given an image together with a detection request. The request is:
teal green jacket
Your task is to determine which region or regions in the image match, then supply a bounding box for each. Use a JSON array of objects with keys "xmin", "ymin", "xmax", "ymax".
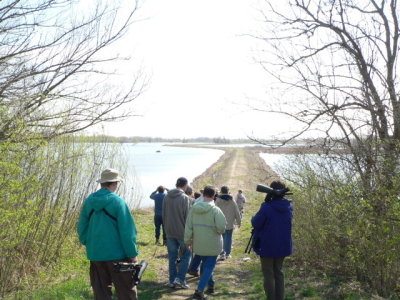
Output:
[{"xmin": 77, "ymin": 188, "xmax": 139, "ymax": 261}]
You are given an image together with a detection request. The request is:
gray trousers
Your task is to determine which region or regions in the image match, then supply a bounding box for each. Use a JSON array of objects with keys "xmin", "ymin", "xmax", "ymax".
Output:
[{"xmin": 260, "ymin": 257, "xmax": 285, "ymax": 300}]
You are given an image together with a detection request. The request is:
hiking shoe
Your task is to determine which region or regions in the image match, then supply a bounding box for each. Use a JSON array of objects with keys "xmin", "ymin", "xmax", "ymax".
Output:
[
  {"xmin": 206, "ymin": 286, "xmax": 214, "ymax": 294},
  {"xmin": 193, "ymin": 290, "xmax": 207, "ymax": 299},
  {"xmin": 218, "ymin": 254, "xmax": 226, "ymax": 261},
  {"xmin": 188, "ymin": 270, "xmax": 200, "ymax": 277},
  {"xmin": 173, "ymin": 278, "xmax": 190, "ymax": 289}
]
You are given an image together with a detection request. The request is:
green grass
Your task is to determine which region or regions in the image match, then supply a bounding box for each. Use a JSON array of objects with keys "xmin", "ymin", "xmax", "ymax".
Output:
[{"xmin": 3, "ymin": 165, "xmax": 393, "ymax": 299}]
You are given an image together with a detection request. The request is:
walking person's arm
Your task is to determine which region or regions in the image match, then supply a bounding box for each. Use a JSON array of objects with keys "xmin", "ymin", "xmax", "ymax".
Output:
[
  {"xmin": 117, "ymin": 201, "xmax": 139, "ymax": 258},
  {"xmin": 215, "ymin": 209, "xmax": 227, "ymax": 234},
  {"xmin": 184, "ymin": 208, "xmax": 194, "ymax": 249},
  {"xmin": 77, "ymin": 201, "xmax": 89, "ymax": 245},
  {"xmin": 251, "ymin": 203, "xmax": 268, "ymax": 229},
  {"xmin": 233, "ymin": 201, "xmax": 242, "ymax": 228}
]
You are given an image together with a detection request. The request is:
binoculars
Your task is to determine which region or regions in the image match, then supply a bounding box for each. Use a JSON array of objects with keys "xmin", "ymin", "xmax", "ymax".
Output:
[
  {"xmin": 256, "ymin": 184, "xmax": 292, "ymax": 197},
  {"xmin": 113, "ymin": 260, "xmax": 148, "ymax": 286}
]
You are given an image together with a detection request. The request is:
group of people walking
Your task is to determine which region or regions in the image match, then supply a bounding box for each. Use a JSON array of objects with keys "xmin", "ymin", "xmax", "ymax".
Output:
[
  {"xmin": 77, "ymin": 168, "xmax": 293, "ymax": 300},
  {"xmin": 153, "ymin": 177, "xmax": 243, "ymax": 299}
]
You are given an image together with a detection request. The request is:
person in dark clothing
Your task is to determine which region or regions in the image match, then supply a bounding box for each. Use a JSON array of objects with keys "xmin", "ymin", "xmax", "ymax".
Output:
[
  {"xmin": 150, "ymin": 186, "xmax": 168, "ymax": 245},
  {"xmin": 251, "ymin": 181, "xmax": 293, "ymax": 300}
]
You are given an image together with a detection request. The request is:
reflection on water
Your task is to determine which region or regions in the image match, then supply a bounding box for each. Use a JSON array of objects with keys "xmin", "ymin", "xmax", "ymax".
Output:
[{"xmin": 124, "ymin": 143, "xmax": 224, "ymax": 208}]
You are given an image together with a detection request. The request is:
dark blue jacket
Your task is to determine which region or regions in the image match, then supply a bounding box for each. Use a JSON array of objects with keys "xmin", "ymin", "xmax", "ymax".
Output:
[
  {"xmin": 150, "ymin": 191, "xmax": 166, "ymax": 216},
  {"xmin": 251, "ymin": 198, "xmax": 293, "ymax": 257}
]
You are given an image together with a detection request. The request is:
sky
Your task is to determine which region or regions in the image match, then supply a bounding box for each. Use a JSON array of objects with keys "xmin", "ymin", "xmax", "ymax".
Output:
[{"xmin": 96, "ymin": 0, "xmax": 293, "ymax": 140}]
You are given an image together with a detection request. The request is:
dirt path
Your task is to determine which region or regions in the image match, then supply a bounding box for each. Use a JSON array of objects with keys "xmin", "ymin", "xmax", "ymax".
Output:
[{"xmin": 152, "ymin": 148, "xmax": 279, "ymax": 299}]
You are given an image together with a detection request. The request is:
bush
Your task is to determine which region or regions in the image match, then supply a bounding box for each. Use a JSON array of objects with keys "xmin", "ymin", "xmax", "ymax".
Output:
[
  {"xmin": 0, "ymin": 135, "xmax": 141, "ymax": 297},
  {"xmin": 281, "ymin": 154, "xmax": 400, "ymax": 297}
]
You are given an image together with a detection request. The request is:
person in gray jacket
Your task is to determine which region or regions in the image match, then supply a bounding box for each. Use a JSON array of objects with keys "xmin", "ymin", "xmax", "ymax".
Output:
[
  {"xmin": 162, "ymin": 177, "xmax": 192, "ymax": 289},
  {"xmin": 216, "ymin": 185, "xmax": 241, "ymax": 260}
]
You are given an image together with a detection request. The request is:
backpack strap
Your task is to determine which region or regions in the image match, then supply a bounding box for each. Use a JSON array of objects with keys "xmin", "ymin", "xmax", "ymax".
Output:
[
  {"xmin": 102, "ymin": 208, "xmax": 117, "ymax": 221},
  {"xmin": 88, "ymin": 208, "xmax": 116, "ymax": 222}
]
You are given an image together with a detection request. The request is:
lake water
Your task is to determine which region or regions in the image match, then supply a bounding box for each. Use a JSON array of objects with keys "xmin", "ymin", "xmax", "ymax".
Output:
[
  {"xmin": 125, "ymin": 143, "xmax": 224, "ymax": 208},
  {"xmin": 259, "ymin": 153, "xmax": 292, "ymax": 177}
]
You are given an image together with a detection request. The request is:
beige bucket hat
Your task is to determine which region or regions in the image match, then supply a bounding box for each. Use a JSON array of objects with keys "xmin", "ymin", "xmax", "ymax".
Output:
[{"xmin": 96, "ymin": 168, "xmax": 124, "ymax": 183}]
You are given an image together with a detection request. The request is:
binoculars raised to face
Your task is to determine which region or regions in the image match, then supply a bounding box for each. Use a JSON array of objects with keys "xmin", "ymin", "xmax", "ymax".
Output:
[{"xmin": 256, "ymin": 184, "xmax": 292, "ymax": 197}]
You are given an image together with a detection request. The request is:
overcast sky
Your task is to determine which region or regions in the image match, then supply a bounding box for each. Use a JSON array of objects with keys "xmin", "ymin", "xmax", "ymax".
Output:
[{"xmin": 96, "ymin": 0, "xmax": 294, "ymax": 139}]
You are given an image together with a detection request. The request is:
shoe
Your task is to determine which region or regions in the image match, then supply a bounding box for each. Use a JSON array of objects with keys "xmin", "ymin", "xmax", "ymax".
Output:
[
  {"xmin": 155, "ymin": 239, "xmax": 161, "ymax": 245},
  {"xmin": 226, "ymin": 254, "xmax": 232, "ymax": 259},
  {"xmin": 162, "ymin": 240, "xmax": 167, "ymax": 246},
  {"xmin": 218, "ymin": 254, "xmax": 226, "ymax": 261},
  {"xmin": 173, "ymin": 278, "xmax": 190, "ymax": 289},
  {"xmin": 166, "ymin": 282, "xmax": 175, "ymax": 288},
  {"xmin": 193, "ymin": 290, "xmax": 207, "ymax": 299},
  {"xmin": 188, "ymin": 270, "xmax": 200, "ymax": 277},
  {"xmin": 206, "ymin": 286, "xmax": 214, "ymax": 294}
]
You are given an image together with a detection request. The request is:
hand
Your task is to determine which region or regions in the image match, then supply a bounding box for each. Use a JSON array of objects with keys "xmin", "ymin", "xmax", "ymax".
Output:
[
  {"xmin": 187, "ymin": 244, "xmax": 192, "ymax": 250},
  {"xmin": 128, "ymin": 256, "xmax": 138, "ymax": 263}
]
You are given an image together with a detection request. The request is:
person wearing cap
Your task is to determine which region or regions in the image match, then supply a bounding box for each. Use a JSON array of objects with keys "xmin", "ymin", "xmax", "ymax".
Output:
[
  {"xmin": 162, "ymin": 177, "xmax": 192, "ymax": 289},
  {"xmin": 77, "ymin": 168, "xmax": 139, "ymax": 300}
]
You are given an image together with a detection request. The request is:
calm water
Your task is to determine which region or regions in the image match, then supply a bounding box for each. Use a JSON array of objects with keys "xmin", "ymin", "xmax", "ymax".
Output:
[
  {"xmin": 125, "ymin": 143, "xmax": 224, "ymax": 208},
  {"xmin": 259, "ymin": 153, "xmax": 290, "ymax": 177}
]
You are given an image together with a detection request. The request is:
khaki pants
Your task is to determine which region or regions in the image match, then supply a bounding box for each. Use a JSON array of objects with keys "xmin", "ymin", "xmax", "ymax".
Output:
[
  {"xmin": 260, "ymin": 257, "xmax": 285, "ymax": 300},
  {"xmin": 90, "ymin": 260, "xmax": 138, "ymax": 300}
]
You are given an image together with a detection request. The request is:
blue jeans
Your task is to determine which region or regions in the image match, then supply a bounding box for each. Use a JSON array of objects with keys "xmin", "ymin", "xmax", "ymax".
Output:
[
  {"xmin": 189, "ymin": 254, "xmax": 202, "ymax": 272},
  {"xmin": 197, "ymin": 256, "xmax": 217, "ymax": 292},
  {"xmin": 221, "ymin": 229, "xmax": 233, "ymax": 256},
  {"xmin": 154, "ymin": 215, "xmax": 166, "ymax": 241},
  {"xmin": 166, "ymin": 238, "xmax": 191, "ymax": 283}
]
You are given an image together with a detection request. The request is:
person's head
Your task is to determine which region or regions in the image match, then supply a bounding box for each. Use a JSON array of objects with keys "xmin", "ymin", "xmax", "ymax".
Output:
[
  {"xmin": 157, "ymin": 185, "xmax": 165, "ymax": 193},
  {"xmin": 185, "ymin": 185, "xmax": 193, "ymax": 196},
  {"xmin": 194, "ymin": 192, "xmax": 201, "ymax": 199},
  {"xmin": 203, "ymin": 185, "xmax": 216, "ymax": 200},
  {"xmin": 265, "ymin": 180, "xmax": 287, "ymax": 202},
  {"xmin": 176, "ymin": 177, "xmax": 188, "ymax": 190},
  {"xmin": 238, "ymin": 189, "xmax": 243, "ymax": 194},
  {"xmin": 97, "ymin": 168, "xmax": 123, "ymax": 192},
  {"xmin": 270, "ymin": 180, "xmax": 286, "ymax": 190},
  {"xmin": 220, "ymin": 186, "xmax": 229, "ymax": 194}
]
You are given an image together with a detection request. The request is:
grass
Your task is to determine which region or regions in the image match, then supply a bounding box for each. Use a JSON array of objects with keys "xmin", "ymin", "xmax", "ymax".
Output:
[
  {"xmin": 4, "ymin": 198, "xmax": 383, "ymax": 300},
  {"xmin": 3, "ymin": 148, "xmax": 394, "ymax": 299}
]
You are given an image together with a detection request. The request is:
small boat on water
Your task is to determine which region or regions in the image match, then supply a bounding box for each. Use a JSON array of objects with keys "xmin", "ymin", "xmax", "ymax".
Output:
[{"xmin": 156, "ymin": 150, "xmax": 161, "ymax": 153}]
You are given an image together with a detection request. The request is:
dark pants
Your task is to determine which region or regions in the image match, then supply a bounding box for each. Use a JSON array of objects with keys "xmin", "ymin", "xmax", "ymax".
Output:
[
  {"xmin": 260, "ymin": 257, "xmax": 285, "ymax": 300},
  {"xmin": 154, "ymin": 215, "xmax": 166, "ymax": 241},
  {"xmin": 90, "ymin": 260, "xmax": 138, "ymax": 300},
  {"xmin": 189, "ymin": 254, "xmax": 202, "ymax": 272}
]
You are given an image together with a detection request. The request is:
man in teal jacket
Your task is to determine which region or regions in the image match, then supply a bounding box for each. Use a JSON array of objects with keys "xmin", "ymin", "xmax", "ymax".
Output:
[{"xmin": 77, "ymin": 168, "xmax": 139, "ymax": 300}]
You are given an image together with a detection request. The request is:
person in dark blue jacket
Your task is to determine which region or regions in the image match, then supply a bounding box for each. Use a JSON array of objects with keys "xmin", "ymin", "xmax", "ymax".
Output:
[
  {"xmin": 150, "ymin": 185, "xmax": 168, "ymax": 245},
  {"xmin": 251, "ymin": 181, "xmax": 293, "ymax": 300}
]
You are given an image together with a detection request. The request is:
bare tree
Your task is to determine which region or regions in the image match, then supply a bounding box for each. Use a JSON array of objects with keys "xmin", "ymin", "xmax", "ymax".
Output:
[
  {"xmin": 253, "ymin": 1, "xmax": 400, "ymax": 295},
  {"xmin": 255, "ymin": 0, "xmax": 400, "ymax": 195},
  {"xmin": 0, "ymin": 0, "xmax": 145, "ymax": 142}
]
